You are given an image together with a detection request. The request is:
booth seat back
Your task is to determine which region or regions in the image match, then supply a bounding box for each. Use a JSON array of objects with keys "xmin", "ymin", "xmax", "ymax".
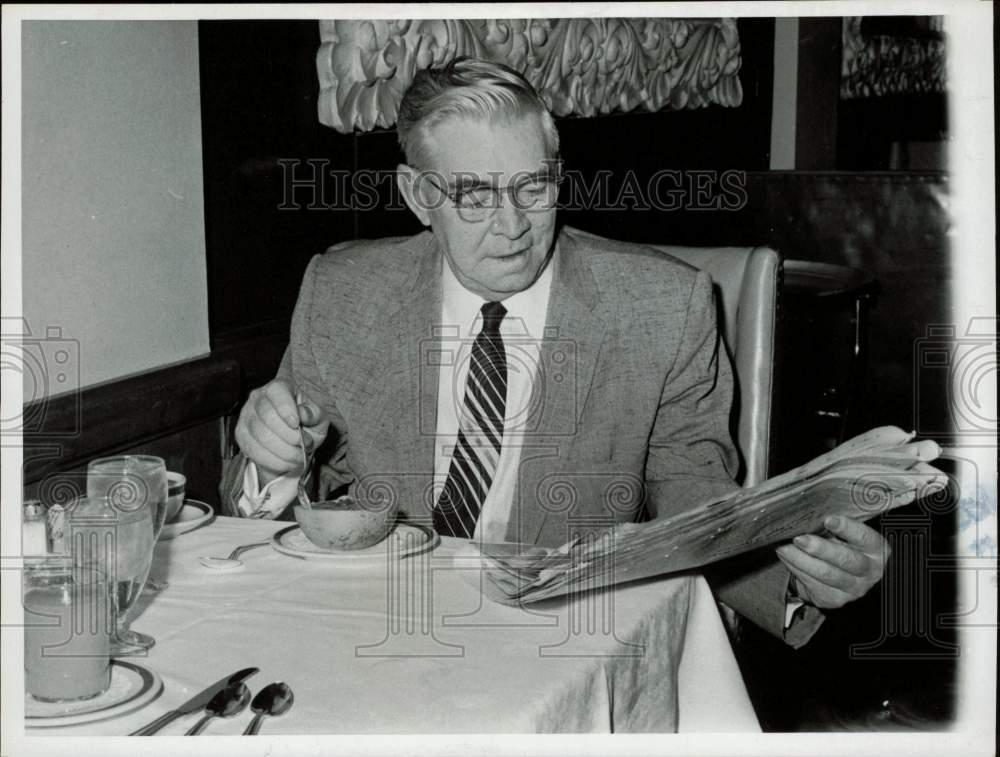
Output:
[{"xmin": 650, "ymin": 245, "xmax": 782, "ymax": 488}]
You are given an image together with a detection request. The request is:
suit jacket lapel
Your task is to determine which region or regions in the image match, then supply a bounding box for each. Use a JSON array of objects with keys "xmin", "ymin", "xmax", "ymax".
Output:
[
  {"xmin": 506, "ymin": 227, "xmax": 607, "ymax": 545},
  {"xmin": 376, "ymin": 233, "xmax": 441, "ymax": 521}
]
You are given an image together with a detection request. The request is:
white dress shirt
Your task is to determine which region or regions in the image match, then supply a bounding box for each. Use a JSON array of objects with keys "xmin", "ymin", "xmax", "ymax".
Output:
[{"xmin": 433, "ymin": 246, "xmax": 554, "ymax": 543}]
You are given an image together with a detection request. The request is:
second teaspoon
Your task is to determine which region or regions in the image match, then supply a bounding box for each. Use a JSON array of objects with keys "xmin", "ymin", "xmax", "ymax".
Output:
[
  {"xmin": 242, "ymin": 681, "xmax": 294, "ymax": 735},
  {"xmin": 184, "ymin": 682, "xmax": 250, "ymax": 735}
]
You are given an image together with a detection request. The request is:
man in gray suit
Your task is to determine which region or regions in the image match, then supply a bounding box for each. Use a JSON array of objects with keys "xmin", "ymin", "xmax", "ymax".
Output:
[{"xmin": 229, "ymin": 58, "xmax": 888, "ymax": 647}]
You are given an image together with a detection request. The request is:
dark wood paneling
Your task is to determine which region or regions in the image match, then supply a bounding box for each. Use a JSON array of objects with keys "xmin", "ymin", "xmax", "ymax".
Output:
[
  {"xmin": 198, "ymin": 20, "xmax": 357, "ymax": 343},
  {"xmin": 795, "ymin": 18, "xmax": 842, "ymax": 169},
  {"xmin": 837, "ymin": 94, "xmax": 948, "ymax": 170},
  {"xmin": 22, "ymin": 354, "xmax": 241, "ymax": 488},
  {"xmin": 210, "ymin": 319, "xmax": 289, "ymax": 396},
  {"xmin": 25, "ymin": 417, "xmax": 227, "ymax": 509},
  {"xmin": 354, "ymin": 128, "xmax": 423, "ymax": 240}
]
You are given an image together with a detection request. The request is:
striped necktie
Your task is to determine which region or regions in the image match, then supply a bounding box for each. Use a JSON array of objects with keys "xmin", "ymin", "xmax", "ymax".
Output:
[{"xmin": 433, "ymin": 301, "xmax": 508, "ymax": 538}]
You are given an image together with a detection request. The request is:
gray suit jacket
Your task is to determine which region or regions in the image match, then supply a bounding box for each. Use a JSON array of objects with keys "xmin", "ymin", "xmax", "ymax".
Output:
[{"xmin": 225, "ymin": 225, "xmax": 823, "ymax": 645}]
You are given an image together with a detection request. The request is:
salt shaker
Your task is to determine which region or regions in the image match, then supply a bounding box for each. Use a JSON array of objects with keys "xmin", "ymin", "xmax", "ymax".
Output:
[{"xmin": 22, "ymin": 501, "xmax": 48, "ymax": 556}]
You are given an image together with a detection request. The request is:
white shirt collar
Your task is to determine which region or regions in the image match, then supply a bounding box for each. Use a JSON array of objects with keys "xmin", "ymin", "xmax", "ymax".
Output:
[{"xmin": 440, "ymin": 244, "xmax": 556, "ymax": 339}]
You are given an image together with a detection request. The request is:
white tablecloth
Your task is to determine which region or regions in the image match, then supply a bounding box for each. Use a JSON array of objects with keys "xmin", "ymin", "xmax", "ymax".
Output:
[{"xmin": 37, "ymin": 516, "xmax": 759, "ymax": 734}]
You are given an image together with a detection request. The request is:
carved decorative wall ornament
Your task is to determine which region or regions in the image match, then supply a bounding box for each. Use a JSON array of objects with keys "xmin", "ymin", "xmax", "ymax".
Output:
[
  {"xmin": 841, "ymin": 16, "xmax": 946, "ymax": 99},
  {"xmin": 317, "ymin": 18, "xmax": 743, "ymax": 133}
]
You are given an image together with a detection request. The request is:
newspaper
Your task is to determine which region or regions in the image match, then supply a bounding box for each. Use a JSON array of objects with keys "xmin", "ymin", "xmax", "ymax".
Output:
[{"xmin": 470, "ymin": 426, "xmax": 949, "ymax": 604}]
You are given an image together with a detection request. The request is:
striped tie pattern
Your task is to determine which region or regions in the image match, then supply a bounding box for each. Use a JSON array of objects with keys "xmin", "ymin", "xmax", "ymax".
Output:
[{"xmin": 433, "ymin": 301, "xmax": 508, "ymax": 538}]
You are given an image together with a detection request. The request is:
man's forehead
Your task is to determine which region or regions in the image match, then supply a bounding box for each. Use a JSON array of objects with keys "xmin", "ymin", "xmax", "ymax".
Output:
[{"xmin": 420, "ymin": 112, "xmax": 551, "ymax": 178}]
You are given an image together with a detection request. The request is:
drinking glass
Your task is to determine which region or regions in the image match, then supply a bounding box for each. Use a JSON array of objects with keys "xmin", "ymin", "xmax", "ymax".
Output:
[
  {"xmin": 23, "ymin": 556, "xmax": 113, "ymax": 702},
  {"xmin": 141, "ymin": 471, "xmax": 185, "ymax": 593},
  {"xmin": 84, "ymin": 455, "xmax": 167, "ymax": 654}
]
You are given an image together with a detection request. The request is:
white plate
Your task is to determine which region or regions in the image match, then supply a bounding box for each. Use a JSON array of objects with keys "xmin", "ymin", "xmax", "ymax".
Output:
[
  {"xmin": 159, "ymin": 500, "xmax": 214, "ymax": 540},
  {"xmin": 26, "ymin": 660, "xmax": 163, "ymax": 728},
  {"xmin": 272, "ymin": 522, "xmax": 439, "ymax": 564}
]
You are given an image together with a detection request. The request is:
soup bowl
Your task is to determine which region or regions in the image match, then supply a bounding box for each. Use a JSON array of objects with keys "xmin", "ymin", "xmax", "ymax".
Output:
[{"xmin": 293, "ymin": 496, "xmax": 396, "ymax": 551}]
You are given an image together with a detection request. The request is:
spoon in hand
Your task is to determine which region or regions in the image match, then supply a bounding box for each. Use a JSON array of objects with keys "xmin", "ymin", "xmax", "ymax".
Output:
[
  {"xmin": 295, "ymin": 392, "xmax": 314, "ymax": 510},
  {"xmin": 185, "ymin": 682, "xmax": 251, "ymax": 735},
  {"xmin": 242, "ymin": 681, "xmax": 295, "ymax": 735}
]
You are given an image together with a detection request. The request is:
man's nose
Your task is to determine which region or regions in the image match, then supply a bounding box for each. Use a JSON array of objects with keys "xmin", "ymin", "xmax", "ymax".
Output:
[{"xmin": 490, "ymin": 196, "xmax": 531, "ymax": 238}]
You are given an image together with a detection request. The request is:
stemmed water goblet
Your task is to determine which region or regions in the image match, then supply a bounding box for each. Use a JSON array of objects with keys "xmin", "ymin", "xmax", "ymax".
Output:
[{"xmin": 83, "ymin": 455, "xmax": 167, "ymax": 654}]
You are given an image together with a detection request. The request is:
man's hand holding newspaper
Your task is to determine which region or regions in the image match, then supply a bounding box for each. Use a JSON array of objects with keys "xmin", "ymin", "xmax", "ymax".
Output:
[{"xmin": 467, "ymin": 426, "xmax": 947, "ymax": 605}]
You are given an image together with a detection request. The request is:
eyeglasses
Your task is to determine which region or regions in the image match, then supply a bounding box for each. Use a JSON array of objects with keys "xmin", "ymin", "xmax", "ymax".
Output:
[{"xmin": 415, "ymin": 165, "xmax": 564, "ymax": 222}]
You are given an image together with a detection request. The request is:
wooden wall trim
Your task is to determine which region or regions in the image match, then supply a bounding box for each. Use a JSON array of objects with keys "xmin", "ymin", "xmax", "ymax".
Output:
[
  {"xmin": 23, "ymin": 353, "xmax": 241, "ymax": 485},
  {"xmin": 210, "ymin": 318, "xmax": 288, "ymax": 394}
]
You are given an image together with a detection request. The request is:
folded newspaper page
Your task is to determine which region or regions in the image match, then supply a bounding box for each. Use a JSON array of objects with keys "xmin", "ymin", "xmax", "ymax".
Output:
[{"xmin": 469, "ymin": 426, "xmax": 948, "ymax": 605}]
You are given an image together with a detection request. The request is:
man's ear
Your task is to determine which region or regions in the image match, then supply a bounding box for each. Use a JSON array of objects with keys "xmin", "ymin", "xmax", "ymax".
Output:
[{"xmin": 397, "ymin": 164, "xmax": 431, "ymax": 227}]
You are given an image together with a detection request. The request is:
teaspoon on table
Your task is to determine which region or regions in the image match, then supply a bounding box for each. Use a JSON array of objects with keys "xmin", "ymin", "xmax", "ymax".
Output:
[
  {"xmin": 198, "ymin": 541, "xmax": 271, "ymax": 570},
  {"xmin": 242, "ymin": 681, "xmax": 295, "ymax": 735},
  {"xmin": 184, "ymin": 682, "xmax": 251, "ymax": 735}
]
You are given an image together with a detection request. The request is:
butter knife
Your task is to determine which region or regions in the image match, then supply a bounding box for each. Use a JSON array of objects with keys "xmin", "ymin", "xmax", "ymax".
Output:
[{"xmin": 129, "ymin": 667, "xmax": 259, "ymax": 736}]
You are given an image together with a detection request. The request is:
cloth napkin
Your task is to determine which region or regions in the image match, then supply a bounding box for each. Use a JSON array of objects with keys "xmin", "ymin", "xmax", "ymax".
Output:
[{"xmin": 236, "ymin": 462, "xmax": 298, "ymax": 519}]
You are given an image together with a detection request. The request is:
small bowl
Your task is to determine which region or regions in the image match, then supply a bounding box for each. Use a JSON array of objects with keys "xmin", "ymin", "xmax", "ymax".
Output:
[
  {"xmin": 164, "ymin": 472, "xmax": 187, "ymax": 523},
  {"xmin": 293, "ymin": 497, "xmax": 395, "ymax": 551}
]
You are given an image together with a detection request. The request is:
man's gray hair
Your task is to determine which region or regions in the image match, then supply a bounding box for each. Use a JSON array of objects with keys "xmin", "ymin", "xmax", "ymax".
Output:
[{"xmin": 397, "ymin": 57, "xmax": 560, "ymax": 168}]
